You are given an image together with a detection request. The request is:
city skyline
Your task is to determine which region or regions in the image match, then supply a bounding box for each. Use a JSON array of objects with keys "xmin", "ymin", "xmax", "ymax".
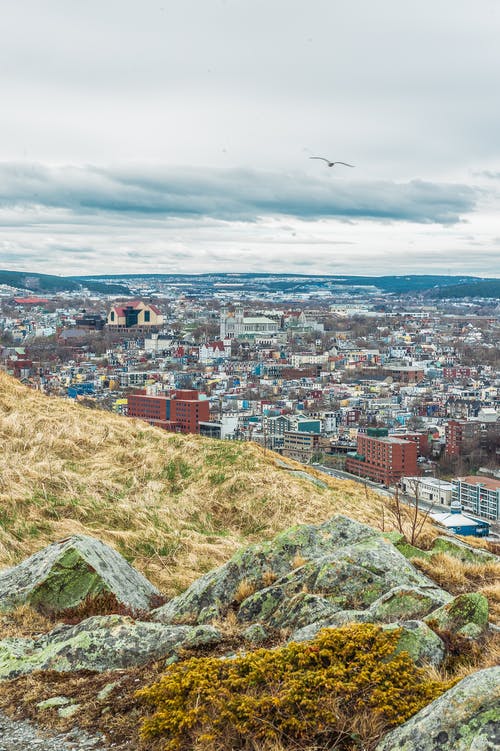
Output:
[{"xmin": 1, "ymin": 1, "xmax": 500, "ymax": 277}]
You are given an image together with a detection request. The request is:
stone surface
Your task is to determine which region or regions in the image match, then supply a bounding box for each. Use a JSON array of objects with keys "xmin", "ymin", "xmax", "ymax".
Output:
[
  {"xmin": 243, "ymin": 624, "xmax": 268, "ymax": 644},
  {"xmin": 0, "ymin": 614, "xmax": 222, "ymax": 678},
  {"xmin": 424, "ymin": 593, "xmax": 489, "ymax": 636},
  {"xmin": 153, "ymin": 515, "xmax": 447, "ymax": 628},
  {"xmin": 368, "ymin": 586, "xmax": 450, "ymax": 623},
  {"xmin": 430, "ymin": 536, "xmax": 497, "ymax": 564},
  {"xmin": 0, "ymin": 710, "xmax": 106, "ymax": 751},
  {"xmin": 383, "ymin": 620, "xmax": 446, "ymax": 667},
  {"xmin": 152, "ymin": 515, "xmax": 383, "ymax": 624},
  {"xmin": 0, "ymin": 535, "xmax": 161, "ymax": 615},
  {"xmin": 375, "ymin": 666, "xmax": 500, "ymax": 751}
]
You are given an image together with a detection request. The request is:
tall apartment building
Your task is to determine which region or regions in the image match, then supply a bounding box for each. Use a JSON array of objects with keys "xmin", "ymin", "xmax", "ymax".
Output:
[
  {"xmin": 345, "ymin": 428, "xmax": 418, "ymax": 485},
  {"xmin": 127, "ymin": 389, "xmax": 210, "ymax": 434},
  {"xmin": 452, "ymin": 476, "xmax": 500, "ymax": 520},
  {"xmin": 445, "ymin": 420, "xmax": 481, "ymax": 456},
  {"xmin": 282, "ymin": 431, "xmax": 320, "ymax": 463}
]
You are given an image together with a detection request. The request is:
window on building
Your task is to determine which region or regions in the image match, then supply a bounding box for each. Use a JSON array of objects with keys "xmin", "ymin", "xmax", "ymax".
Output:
[
  {"xmin": 110, "ymin": 311, "xmax": 115, "ymax": 321},
  {"xmin": 144, "ymin": 310, "xmax": 151, "ymax": 322}
]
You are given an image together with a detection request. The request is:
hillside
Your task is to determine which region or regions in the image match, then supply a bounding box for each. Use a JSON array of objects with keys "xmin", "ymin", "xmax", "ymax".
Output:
[
  {"xmin": 0, "ymin": 371, "xmax": 393, "ymax": 596},
  {"xmin": 0, "ymin": 269, "xmax": 130, "ymax": 295},
  {"xmin": 0, "ymin": 371, "xmax": 499, "ymax": 751},
  {"xmin": 429, "ymin": 279, "xmax": 500, "ymax": 299}
]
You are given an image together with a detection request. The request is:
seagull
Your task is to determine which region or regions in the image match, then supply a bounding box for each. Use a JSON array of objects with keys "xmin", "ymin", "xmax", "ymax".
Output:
[{"xmin": 309, "ymin": 157, "xmax": 355, "ymax": 168}]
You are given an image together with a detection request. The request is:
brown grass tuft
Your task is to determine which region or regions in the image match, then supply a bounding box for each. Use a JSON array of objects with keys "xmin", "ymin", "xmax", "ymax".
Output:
[
  {"xmin": 291, "ymin": 553, "xmax": 308, "ymax": 569},
  {"xmin": 261, "ymin": 570, "xmax": 277, "ymax": 587},
  {"xmin": 233, "ymin": 578, "xmax": 257, "ymax": 604},
  {"xmin": 0, "ymin": 605, "xmax": 54, "ymax": 638}
]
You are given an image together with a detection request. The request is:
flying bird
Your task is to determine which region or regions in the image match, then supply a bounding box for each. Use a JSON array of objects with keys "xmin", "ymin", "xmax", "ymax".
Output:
[{"xmin": 309, "ymin": 157, "xmax": 355, "ymax": 168}]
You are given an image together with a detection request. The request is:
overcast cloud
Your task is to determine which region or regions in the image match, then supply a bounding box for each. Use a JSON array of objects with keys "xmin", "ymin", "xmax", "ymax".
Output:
[{"xmin": 1, "ymin": 0, "xmax": 499, "ymax": 276}]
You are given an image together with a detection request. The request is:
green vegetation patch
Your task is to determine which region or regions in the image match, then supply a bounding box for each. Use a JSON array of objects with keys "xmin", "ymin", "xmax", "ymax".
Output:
[{"xmin": 138, "ymin": 623, "xmax": 453, "ymax": 751}]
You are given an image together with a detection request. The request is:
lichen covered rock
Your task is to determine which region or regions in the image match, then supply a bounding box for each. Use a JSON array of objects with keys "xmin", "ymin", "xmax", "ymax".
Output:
[
  {"xmin": 383, "ymin": 620, "xmax": 446, "ymax": 667},
  {"xmin": 0, "ymin": 535, "xmax": 161, "ymax": 615},
  {"xmin": 153, "ymin": 515, "xmax": 446, "ymax": 627},
  {"xmin": 430, "ymin": 536, "xmax": 497, "ymax": 564},
  {"xmin": 0, "ymin": 615, "xmax": 222, "ymax": 678},
  {"xmin": 424, "ymin": 593, "xmax": 489, "ymax": 636},
  {"xmin": 368, "ymin": 585, "xmax": 450, "ymax": 623},
  {"xmin": 375, "ymin": 666, "xmax": 500, "ymax": 750}
]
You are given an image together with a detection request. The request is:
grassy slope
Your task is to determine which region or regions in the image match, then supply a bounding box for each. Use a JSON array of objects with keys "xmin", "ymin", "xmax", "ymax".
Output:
[
  {"xmin": 0, "ymin": 372, "xmax": 391, "ymax": 596},
  {"xmin": 0, "ymin": 372, "xmax": 499, "ymax": 751}
]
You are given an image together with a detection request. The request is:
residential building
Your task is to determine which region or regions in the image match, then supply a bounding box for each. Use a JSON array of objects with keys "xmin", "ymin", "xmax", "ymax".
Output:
[
  {"xmin": 282, "ymin": 431, "xmax": 320, "ymax": 463},
  {"xmin": 127, "ymin": 389, "xmax": 210, "ymax": 434},
  {"xmin": 345, "ymin": 428, "xmax": 418, "ymax": 485},
  {"xmin": 445, "ymin": 420, "xmax": 481, "ymax": 456},
  {"xmin": 452, "ymin": 476, "xmax": 500, "ymax": 521}
]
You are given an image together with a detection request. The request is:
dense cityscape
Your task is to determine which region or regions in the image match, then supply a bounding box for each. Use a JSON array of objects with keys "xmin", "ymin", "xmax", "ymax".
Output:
[{"xmin": 2, "ymin": 272, "xmax": 499, "ymax": 531}]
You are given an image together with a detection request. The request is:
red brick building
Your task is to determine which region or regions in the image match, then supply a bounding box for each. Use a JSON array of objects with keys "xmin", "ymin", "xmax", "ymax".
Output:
[
  {"xmin": 445, "ymin": 420, "xmax": 481, "ymax": 457},
  {"xmin": 345, "ymin": 429, "xmax": 418, "ymax": 485},
  {"xmin": 127, "ymin": 389, "xmax": 210, "ymax": 434}
]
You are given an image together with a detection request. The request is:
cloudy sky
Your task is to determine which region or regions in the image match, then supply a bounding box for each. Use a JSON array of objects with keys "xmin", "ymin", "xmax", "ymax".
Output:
[{"xmin": 1, "ymin": 0, "xmax": 500, "ymax": 277}]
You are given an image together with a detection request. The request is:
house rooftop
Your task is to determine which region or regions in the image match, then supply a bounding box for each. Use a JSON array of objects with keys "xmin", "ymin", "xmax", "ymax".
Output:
[{"xmin": 459, "ymin": 476, "xmax": 500, "ymax": 491}]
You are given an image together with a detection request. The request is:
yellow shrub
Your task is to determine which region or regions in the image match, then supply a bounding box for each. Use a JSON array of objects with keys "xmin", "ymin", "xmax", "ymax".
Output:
[{"xmin": 138, "ymin": 624, "xmax": 453, "ymax": 751}]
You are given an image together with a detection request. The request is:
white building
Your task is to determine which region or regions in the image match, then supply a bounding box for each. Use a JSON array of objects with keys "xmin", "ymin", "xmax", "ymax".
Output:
[
  {"xmin": 452, "ymin": 476, "xmax": 500, "ymax": 521},
  {"xmin": 199, "ymin": 340, "xmax": 232, "ymax": 363},
  {"xmin": 400, "ymin": 476, "xmax": 454, "ymax": 506},
  {"xmin": 220, "ymin": 304, "xmax": 279, "ymax": 340}
]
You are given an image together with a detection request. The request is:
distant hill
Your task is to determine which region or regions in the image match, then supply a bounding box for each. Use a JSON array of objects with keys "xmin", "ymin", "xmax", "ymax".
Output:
[
  {"xmin": 3, "ymin": 269, "xmax": 498, "ymax": 297},
  {"xmin": 0, "ymin": 269, "xmax": 130, "ymax": 295},
  {"xmin": 75, "ymin": 272, "xmax": 494, "ymax": 295},
  {"xmin": 429, "ymin": 279, "xmax": 500, "ymax": 299}
]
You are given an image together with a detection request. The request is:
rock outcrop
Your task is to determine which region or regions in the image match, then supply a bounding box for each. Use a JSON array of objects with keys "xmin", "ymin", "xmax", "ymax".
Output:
[
  {"xmin": 0, "ymin": 517, "xmax": 495, "ymax": 678},
  {"xmin": 375, "ymin": 666, "xmax": 500, "ymax": 750},
  {"xmin": 0, "ymin": 615, "xmax": 222, "ymax": 678},
  {"xmin": 0, "ymin": 535, "xmax": 161, "ymax": 615},
  {"xmin": 152, "ymin": 515, "xmax": 448, "ymax": 628},
  {"xmin": 424, "ymin": 592, "xmax": 490, "ymax": 637}
]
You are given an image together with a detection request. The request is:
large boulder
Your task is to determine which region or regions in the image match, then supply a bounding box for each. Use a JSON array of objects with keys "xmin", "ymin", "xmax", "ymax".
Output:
[
  {"xmin": 0, "ymin": 615, "xmax": 222, "ymax": 678},
  {"xmin": 152, "ymin": 515, "xmax": 447, "ymax": 627},
  {"xmin": 375, "ymin": 666, "xmax": 500, "ymax": 750},
  {"xmin": 0, "ymin": 535, "xmax": 161, "ymax": 615}
]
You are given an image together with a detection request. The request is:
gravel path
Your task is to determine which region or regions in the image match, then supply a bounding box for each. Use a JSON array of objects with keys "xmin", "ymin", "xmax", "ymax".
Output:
[{"xmin": 0, "ymin": 712, "xmax": 109, "ymax": 751}]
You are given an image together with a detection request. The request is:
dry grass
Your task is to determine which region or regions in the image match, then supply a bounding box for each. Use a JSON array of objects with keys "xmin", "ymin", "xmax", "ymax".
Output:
[
  {"xmin": 412, "ymin": 552, "xmax": 500, "ymax": 624},
  {"xmin": 0, "ymin": 371, "xmax": 404, "ymax": 597},
  {"xmin": 424, "ymin": 630, "xmax": 500, "ymax": 685},
  {"xmin": 233, "ymin": 578, "xmax": 257, "ymax": 603},
  {"xmin": 291, "ymin": 553, "xmax": 308, "ymax": 569},
  {"xmin": 0, "ymin": 605, "xmax": 54, "ymax": 638}
]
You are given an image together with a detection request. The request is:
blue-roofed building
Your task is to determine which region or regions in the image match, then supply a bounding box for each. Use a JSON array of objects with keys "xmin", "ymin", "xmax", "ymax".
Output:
[{"xmin": 430, "ymin": 502, "xmax": 490, "ymax": 537}]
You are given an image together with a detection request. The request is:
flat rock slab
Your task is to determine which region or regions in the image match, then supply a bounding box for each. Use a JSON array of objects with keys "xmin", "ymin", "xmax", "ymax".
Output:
[
  {"xmin": 0, "ymin": 534, "xmax": 161, "ymax": 615},
  {"xmin": 0, "ymin": 614, "xmax": 222, "ymax": 678}
]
